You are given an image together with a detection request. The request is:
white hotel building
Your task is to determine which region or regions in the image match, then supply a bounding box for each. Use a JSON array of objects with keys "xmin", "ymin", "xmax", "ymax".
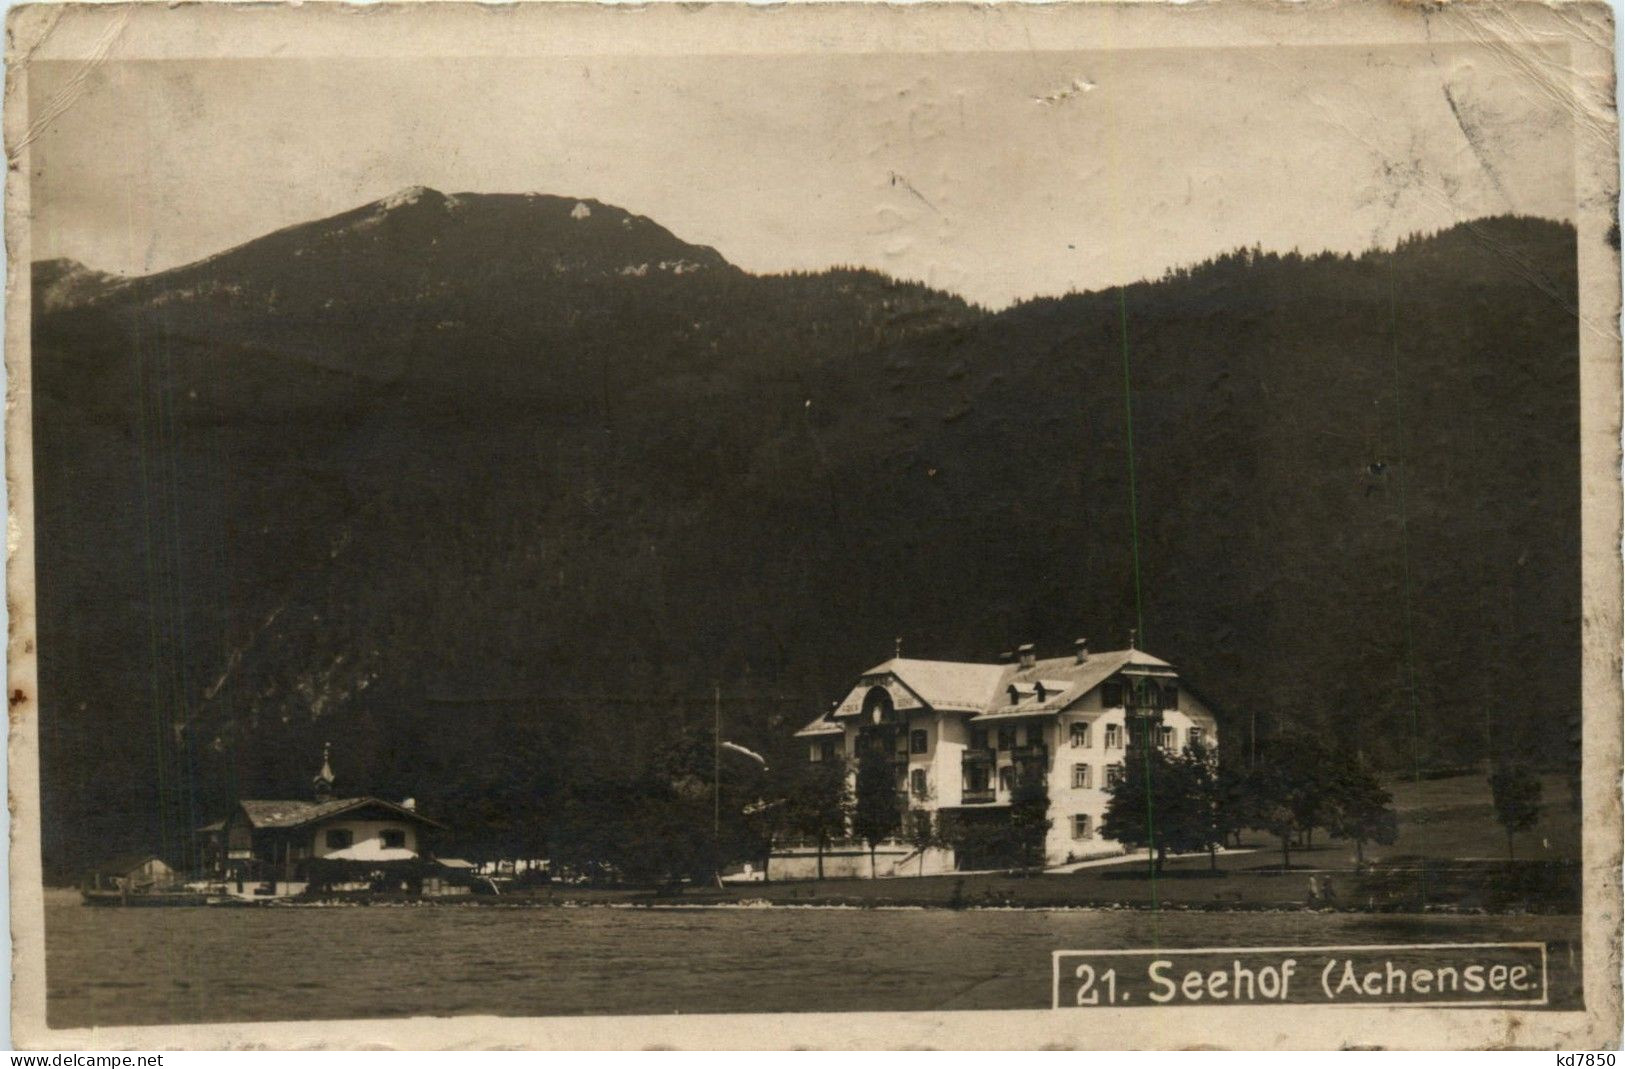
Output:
[{"xmin": 786, "ymin": 639, "xmax": 1219, "ymax": 876}]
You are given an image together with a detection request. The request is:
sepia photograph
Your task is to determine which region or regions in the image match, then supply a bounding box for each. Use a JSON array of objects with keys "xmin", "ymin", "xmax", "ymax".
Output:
[{"xmin": 5, "ymin": 0, "xmax": 1620, "ymax": 1050}]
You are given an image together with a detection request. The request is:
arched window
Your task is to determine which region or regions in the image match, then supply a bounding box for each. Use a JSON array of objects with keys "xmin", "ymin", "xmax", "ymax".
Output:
[{"xmin": 862, "ymin": 686, "xmax": 896, "ymax": 725}]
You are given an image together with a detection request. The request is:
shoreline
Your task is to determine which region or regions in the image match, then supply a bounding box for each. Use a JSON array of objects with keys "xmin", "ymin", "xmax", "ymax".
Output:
[{"xmin": 47, "ymin": 888, "xmax": 1572, "ymax": 917}]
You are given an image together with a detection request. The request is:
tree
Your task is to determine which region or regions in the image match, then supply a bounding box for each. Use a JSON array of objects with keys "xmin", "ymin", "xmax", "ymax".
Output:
[
  {"xmin": 1213, "ymin": 755, "xmax": 1258, "ymax": 850},
  {"xmin": 1323, "ymin": 752, "xmax": 1399, "ymax": 866},
  {"xmin": 1245, "ymin": 735, "xmax": 1345, "ymax": 869},
  {"xmin": 904, "ymin": 806, "xmax": 944, "ymax": 876},
  {"xmin": 780, "ymin": 757, "xmax": 851, "ymax": 880},
  {"xmin": 1009, "ymin": 776, "xmax": 1053, "ymax": 875},
  {"xmin": 1489, "ymin": 763, "xmax": 1543, "ymax": 861},
  {"xmin": 852, "ymin": 737, "xmax": 901, "ymax": 878},
  {"xmin": 1282, "ymin": 736, "xmax": 1336, "ymax": 850},
  {"xmin": 1178, "ymin": 739, "xmax": 1228, "ymax": 872},
  {"xmin": 1101, "ymin": 743, "xmax": 1221, "ymax": 873},
  {"xmin": 1245, "ymin": 759, "xmax": 1304, "ymax": 871}
]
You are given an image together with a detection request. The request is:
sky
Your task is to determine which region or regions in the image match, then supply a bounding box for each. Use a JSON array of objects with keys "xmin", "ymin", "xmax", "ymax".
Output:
[{"xmin": 28, "ymin": 43, "xmax": 1575, "ymax": 308}]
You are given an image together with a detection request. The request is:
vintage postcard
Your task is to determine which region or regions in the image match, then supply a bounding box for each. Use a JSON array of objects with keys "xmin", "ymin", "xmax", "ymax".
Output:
[{"xmin": 5, "ymin": 0, "xmax": 1620, "ymax": 1051}]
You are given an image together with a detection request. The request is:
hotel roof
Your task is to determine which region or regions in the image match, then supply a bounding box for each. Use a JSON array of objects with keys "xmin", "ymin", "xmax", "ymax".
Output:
[{"xmin": 795, "ymin": 646, "xmax": 1174, "ymax": 736}]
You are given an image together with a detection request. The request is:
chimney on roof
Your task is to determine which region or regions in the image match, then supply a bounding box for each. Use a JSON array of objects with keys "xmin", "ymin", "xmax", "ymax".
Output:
[
  {"xmin": 1075, "ymin": 638, "xmax": 1089, "ymax": 664},
  {"xmin": 1018, "ymin": 643, "xmax": 1036, "ymax": 669}
]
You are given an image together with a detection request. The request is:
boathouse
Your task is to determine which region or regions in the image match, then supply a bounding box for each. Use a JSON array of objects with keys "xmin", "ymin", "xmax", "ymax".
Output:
[
  {"xmin": 205, "ymin": 746, "xmax": 447, "ymax": 897},
  {"xmin": 85, "ymin": 853, "xmax": 179, "ymax": 894}
]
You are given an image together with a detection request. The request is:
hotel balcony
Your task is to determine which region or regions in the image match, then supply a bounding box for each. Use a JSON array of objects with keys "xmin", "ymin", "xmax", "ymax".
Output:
[
  {"xmin": 960, "ymin": 787, "xmax": 996, "ymax": 805},
  {"xmin": 961, "ymin": 747, "xmax": 996, "ymax": 765},
  {"xmin": 1009, "ymin": 743, "xmax": 1049, "ymax": 763}
]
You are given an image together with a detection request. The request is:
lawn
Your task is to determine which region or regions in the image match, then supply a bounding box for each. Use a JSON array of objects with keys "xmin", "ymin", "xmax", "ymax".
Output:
[{"xmin": 1376, "ymin": 770, "xmax": 1579, "ymax": 862}]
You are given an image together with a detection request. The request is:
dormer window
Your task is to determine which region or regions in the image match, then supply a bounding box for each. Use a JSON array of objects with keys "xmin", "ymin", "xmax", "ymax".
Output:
[
  {"xmin": 1035, "ymin": 682, "xmax": 1048, "ymax": 702},
  {"xmin": 862, "ymin": 687, "xmax": 897, "ymax": 725}
]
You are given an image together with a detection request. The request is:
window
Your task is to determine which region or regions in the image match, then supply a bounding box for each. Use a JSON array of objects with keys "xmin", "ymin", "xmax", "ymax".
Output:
[
  {"xmin": 910, "ymin": 729, "xmax": 928, "ymax": 755},
  {"xmin": 1072, "ymin": 814, "xmax": 1093, "ymax": 840},
  {"xmin": 998, "ymin": 767, "xmax": 1015, "ymax": 793},
  {"xmin": 1070, "ymin": 722, "xmax": 1091, "ymax": 748},
  {"xmin": 1105, "ymin": 763, "xmax": 1125, "ymax": 788},
  {"xmin": 970, "ymin": 728, "xmax": 989, "ymax": 750},
  {"xmin": 910, "ymin": 769, "xmax": 928, "ymax": 797},
  {"xmin": 380, "ymin": 829, "xmax": 407, "ymax": 850},
  {"xmin": 809, "ymin": 743, "xmax": 823, "ymax": 762},
  {"xmin": 821, "ymin": 738, "xmax": 838, "ymax": 762},
  {"xmin": 1105, "ymin": 723, "xmax": 1123, "ymax": 749},
  {"xmin": 1102, "ymin": 681, "xmax": 1124, "ymax": 707},
  {"xmin": 1163, "ymin": 684, "xmax": 1180, "ymax": 710},
  {"xmin": 324, "ymin": 828, "xmax": 353, "ymax": 851},
  {"xmin": 1071, "ymin": 763, "xmax": 1092, "ymax": 789},
  {"xmin": 1159, "ymin": 724, "xmax": 1175, "ymax": 750},
  {"xmin": 1025, "ymin": 724, "xmax": 1044, "ymax": 747},
  {"xmin": 1188, "ymin": 726, "xmax": 1205, "ymax": 750},
  {"xmin": 862, "ymin": 686, "xmax": 897, "ymax": 724},
  {"xmin": 997, "ymin": 726, "xmax": 1017, "ymax": 751},
  {"xmin": 965, "ymin": 765, "xmax": 990, "ymax": 792}
]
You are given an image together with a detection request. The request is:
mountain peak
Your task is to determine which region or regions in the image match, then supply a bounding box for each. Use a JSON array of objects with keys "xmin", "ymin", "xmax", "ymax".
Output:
[
  {"xmin": 374, "ymin": 185, "xmax": 447, "ymax": 212},
  {"xmin": 44, "ymin": 189, "xmax": 739, "ymax": 315},
  {"xmin": 32, "ymin": 257, "xmax": 125, "ymax": 313}
]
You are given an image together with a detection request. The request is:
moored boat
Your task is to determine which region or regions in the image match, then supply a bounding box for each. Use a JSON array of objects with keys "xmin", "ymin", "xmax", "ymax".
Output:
[{"xmin": 81, "ymin": 888, "xmax": 215, "ymax": 907}]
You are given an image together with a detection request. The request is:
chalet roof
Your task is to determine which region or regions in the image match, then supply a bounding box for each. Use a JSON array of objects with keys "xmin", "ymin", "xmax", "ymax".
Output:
[
  {"xmin": 800, "ymin": 647, "xmax": 1178, "ymax": 734},
  {"xmin": 971, "ymin": 649, "xmax": 1171, "ymax": 722},
  {"xmin": 236, "ymin": 796, "xmax": 445, "ymax": 831},
  {"xmin": 856, "ymin": 658, "xmax": 1009, "ymax": 713}
]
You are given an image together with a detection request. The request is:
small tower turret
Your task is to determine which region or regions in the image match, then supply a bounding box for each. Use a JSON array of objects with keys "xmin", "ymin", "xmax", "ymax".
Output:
[{"xmin": 313, "ymin": 742, "xmax": 335, "ymax": 802}]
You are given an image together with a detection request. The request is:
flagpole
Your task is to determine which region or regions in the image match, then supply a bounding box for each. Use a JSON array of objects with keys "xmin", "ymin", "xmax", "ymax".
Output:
[
  {"xmin": 714, "ymin": 682, "xmax": 725, "ymax": 889},
  {"xmin": 714, "ymin": 682, "xmax": 722, "ymax": 840}
]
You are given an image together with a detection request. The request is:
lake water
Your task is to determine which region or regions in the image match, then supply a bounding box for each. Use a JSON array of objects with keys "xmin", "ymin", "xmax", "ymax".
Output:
[{"xmin": 45, "ymin": 896, "xmax": 1583, "ymax": 1028}]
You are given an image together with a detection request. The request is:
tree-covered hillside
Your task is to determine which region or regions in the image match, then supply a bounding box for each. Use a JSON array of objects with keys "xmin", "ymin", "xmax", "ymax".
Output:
[{"xmin": 30, "ymin": 190, "xmax": 1578, "ymax": 876}]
